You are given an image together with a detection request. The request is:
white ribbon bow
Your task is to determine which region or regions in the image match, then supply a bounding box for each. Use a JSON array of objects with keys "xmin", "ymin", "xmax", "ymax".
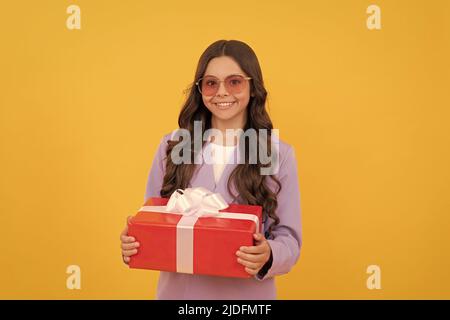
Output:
[{"xmin": 165, "ymin": 187, "xmax": 229, "ymax": 217}]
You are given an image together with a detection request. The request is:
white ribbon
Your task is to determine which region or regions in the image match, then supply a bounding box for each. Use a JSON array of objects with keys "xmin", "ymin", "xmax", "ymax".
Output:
[
  {"xmin": 138, "ymin": 187, "xmax": 260, "ymax": 274},
  {"xmin": 165, "ymin": 187, "xmax": 229, "ymax": 216}
]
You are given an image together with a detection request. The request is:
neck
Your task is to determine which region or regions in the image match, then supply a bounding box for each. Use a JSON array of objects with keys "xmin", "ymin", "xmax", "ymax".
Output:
[{"xmin": 210, "ymin": 114, "xmax": 247, "ymax": 146}]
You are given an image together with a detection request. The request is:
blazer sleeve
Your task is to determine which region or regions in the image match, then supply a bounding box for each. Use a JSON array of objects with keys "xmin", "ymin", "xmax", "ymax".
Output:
[
  {"xmin": 256, "ymin": 145, "xmax": 302, "ymax": 280},
  {"xmin": 144, "ymin": 135, "xmax": 169, "ymax": 202}
]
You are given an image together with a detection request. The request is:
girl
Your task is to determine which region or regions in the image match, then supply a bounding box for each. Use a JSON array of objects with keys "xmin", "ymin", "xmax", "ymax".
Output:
[{"xmin": 120, "ymin": 40, "xmax": 302, "ymax": 299}]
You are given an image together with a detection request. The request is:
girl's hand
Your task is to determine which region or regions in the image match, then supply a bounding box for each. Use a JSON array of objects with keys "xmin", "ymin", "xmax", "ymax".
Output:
[
  {"xmin": 120, "ymin": 216, "xmax": 140, "ymax": 264},
  {"xmin": 236, "ymin": 233, "xmax": 272, "ymax": 276}
]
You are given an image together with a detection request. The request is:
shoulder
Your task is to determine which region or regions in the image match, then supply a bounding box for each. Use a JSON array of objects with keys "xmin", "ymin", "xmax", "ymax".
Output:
[
  {"xmin": 274, "ymin": 135, "xmax": 296, "ymax": 161},
  {"xmin": 161, "ymin": 131, "xmax": 173, "ymax": 144},
  {"xmin": 149, "ymin": 131, "xmax": 175, "ymax": 162},
  {"xmin": 272, "ymin": 137, "xmax": 298, "ymax": 177},
  {"xmin": 277, "ymin": 138, "xmax": 294, "ymax": 158},
  {"xmin": 161, "ymin": 128, "xmax": 188, "ymax": 143},
  {"xmin": 157, "ymin": 129, "xmax": 179, "ymax": 149},
  {"xmin": 155, "ymin": 129, "xmax": 189, "ymax": 157}
]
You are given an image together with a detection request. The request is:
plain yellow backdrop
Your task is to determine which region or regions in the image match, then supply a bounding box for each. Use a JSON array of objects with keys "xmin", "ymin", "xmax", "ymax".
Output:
[{"xmin": 1, "ymin": 0, "xmax": 449, "ymax": 299}]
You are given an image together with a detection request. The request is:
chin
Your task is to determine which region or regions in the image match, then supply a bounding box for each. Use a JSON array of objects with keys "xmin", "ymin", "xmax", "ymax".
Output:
[{"xmin": 211, "ymin": 112, "xmax": 237, "ymax": 121}]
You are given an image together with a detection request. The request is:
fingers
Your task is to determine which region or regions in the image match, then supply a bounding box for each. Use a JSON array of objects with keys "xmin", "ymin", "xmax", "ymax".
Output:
[
  {"xmin": 236, "ymin": 233, "xmax": 270, "ymax": 274},
  {"xmin": 237, "ymin": 257, "xmax": 260, "ymax": 270},
  {"xmin": 239, "ymin": 245, "xmax": 263, "ymax": 254},
  {"xmin": 239, "ymin": 242, "xmax": 267, "ymax": 254},
  {"xmin": 237, "ymin": 256, "xmax": 262, "ymax": 275},
  {"xmin": 121, "ymin": 242, "xmax": 140, "ymax": 250},
  {"xmin": 236, "ymin": 250, "xmax": 265, "ymax": 263},
  {"xmin": 120, "ymin": 234, "xmax": 135, "ymax": 243},
  {"xmin": 236, "ymin": 250, "xmax": 267, "ymax": 273},
  {"xmin": 245, "ymin": 267, "xmax": 259, "ymax": 276},
  {"xmin": 121, "ymin": 216, "xmax": 137, "ymax": 264},
  {"xmin": 122, "ymin": 248, "xmax": 138, "ymax": 257},
  {"xmin": 239, "ymin": 233, "xmax": 268, "ymax": 253}
]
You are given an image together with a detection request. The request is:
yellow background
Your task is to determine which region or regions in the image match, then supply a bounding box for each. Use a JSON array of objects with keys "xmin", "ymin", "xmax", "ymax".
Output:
[{"xmin": 1, "ymin": 0, "xmax": 449, "ymax": 299}]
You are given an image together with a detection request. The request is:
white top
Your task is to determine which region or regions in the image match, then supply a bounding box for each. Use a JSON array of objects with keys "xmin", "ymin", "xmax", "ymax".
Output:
[{"xmin": 208, "ymin": 142, "xmax": 237, "ymax": 184}]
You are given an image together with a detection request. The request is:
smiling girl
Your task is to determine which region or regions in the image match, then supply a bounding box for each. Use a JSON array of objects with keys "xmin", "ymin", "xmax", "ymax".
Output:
[{"xmin": 120, "ymin": 40, "xmax": 302, "ymax": 299}]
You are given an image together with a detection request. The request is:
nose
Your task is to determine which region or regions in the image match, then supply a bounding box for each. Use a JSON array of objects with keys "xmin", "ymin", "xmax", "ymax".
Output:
[{"xmin": 216, "ymin": 81, "xmax": 229, "ymax": 96}]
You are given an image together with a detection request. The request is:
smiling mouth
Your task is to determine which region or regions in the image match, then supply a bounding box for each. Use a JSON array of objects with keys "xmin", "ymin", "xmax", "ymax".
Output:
[{"xmin": 214, "ymin": 101, "xmax": 236, "ymax": 109}]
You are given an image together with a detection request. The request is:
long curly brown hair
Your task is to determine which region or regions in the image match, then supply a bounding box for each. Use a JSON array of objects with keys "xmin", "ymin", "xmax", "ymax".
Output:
[{"xmin": 160, "ymin": 40, "xmax": 281, "ymax": 237}]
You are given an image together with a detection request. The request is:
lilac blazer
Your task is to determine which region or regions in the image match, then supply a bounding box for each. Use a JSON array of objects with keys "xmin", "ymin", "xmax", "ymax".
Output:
[{"xmin": 144, "ymin": 132, "xmax": 302, "ymax": 300}]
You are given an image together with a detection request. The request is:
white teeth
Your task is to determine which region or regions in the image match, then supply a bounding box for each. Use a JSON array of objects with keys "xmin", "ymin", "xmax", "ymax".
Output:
[{"xmin": 216, "ymin": 102, "xmax": 235, "ymax": 107}]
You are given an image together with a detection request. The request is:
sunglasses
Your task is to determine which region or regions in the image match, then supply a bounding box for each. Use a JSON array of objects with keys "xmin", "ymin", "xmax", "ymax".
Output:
[{"xmin": 195, "ymin": 74, "xmax": 252, "ymax": 96}]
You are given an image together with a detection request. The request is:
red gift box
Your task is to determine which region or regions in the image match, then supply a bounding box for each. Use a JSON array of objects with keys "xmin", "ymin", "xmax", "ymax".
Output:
[{"xmin": 127, "ymin": 194, "xmax": 262, "ymax": 278}]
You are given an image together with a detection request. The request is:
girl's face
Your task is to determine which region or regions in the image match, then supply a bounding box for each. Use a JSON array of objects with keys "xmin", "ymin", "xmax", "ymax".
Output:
[{"xmin": 201, "ymin": 56, "xmax": 251, "ymax": 124}]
